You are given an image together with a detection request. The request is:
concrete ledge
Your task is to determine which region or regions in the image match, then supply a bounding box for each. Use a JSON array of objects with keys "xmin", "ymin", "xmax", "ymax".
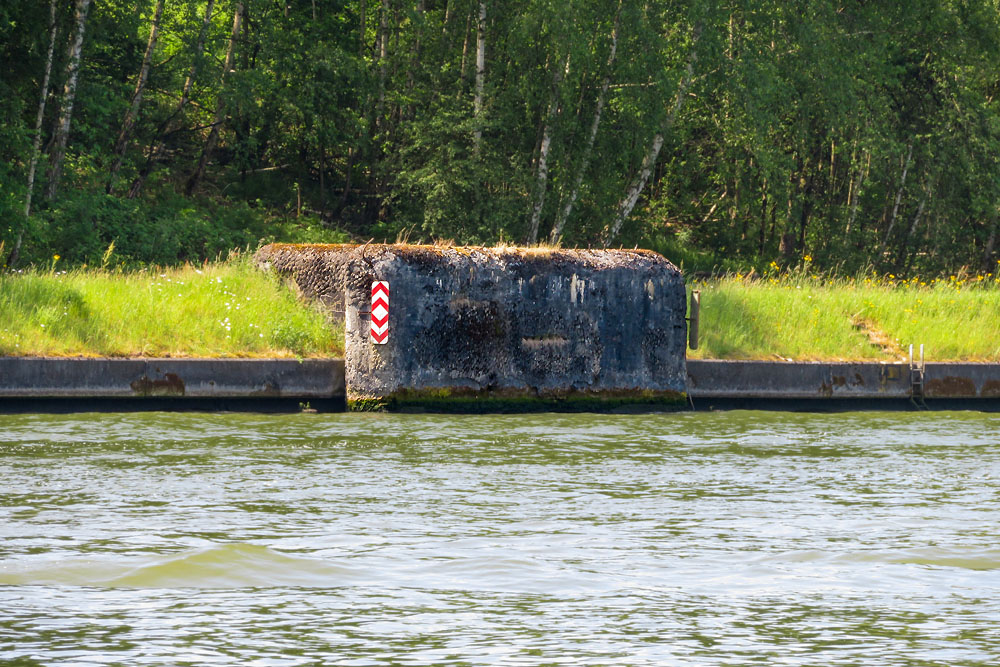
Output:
[
  {"xmin": 688, "ymin": 360, "xmax": 1000, "ymax": 400},
  {"xmin": 0, "ymin": 358, "xmax": 345, "ymax": 399},
  {"xmin": 923, "ymin": 363, "xmax": 1000, "ymax": 398}
]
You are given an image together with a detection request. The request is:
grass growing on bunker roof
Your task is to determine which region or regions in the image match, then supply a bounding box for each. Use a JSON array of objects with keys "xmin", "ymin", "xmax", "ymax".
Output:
[
  {"xmin": 0, "ymin": 255, "xmax": 342, "ymax": 358},
  {"xmin": 689, "ymin": 267, "xmax": 1000, "ymax": 362}
]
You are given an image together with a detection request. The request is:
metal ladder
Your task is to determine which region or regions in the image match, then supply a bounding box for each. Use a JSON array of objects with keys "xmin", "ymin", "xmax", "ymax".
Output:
[{"xmin": 909, "ymin": 344, "xmax": 926, "ymax": 409}]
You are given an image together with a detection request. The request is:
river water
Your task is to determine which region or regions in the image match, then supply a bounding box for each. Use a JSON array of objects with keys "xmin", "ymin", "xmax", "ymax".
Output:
[{"xmin": 1, "ymin": 411, "xmax": 999, "ymax": 665}]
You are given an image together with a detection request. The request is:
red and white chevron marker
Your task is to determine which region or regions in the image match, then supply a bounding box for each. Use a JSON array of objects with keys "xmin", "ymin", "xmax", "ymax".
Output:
[{"xmin": 370, "ymin": 281, "xmax": 389, "ymax": 344}]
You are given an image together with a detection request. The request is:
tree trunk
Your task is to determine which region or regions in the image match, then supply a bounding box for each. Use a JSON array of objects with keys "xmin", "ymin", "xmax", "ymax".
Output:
[
  {"xmin": 459, "ymin": 6, "xmax": 472, "ymax": 84},
  {"xmin": 846, "ymin": 149, "xmax": 870, "ymax": 235},
  {"xmin": 24, "ymin": 0, "xmax": 59, "ymax": 219},
  {"xmin": 758, "ymin": 181, "xmax": 768, "ymax": 256},
  {"xmin": 603, "ymin": 21, "xmax": 701, "ymax": 247},
  {"xmin": 10, "ymin": 0, "xmax": 59, "ymax": 266},
  {"xmin": 359, "ymin": 0, "xmax": 367, "ymax": 56},
  {"xmin": 797, "ymin": 172, "xmax": 814, "ymax": 253},
  {"xmin": 405, "ymin": 0, "xmax": 425, "ymax": 114},
  {"xmin": 880, "ymin": 142, "xmax": 913, "ymax": 252},
  {"xmin": 472, "ymin": 0, "xmax": 486, "ymax": 152},
  {"xmin": 129, "ymin": 0, "xmax": 216, "ymax": 199},
  {"xmin": 550, "ymin": 1, "xmax": 621, "ymax": 244},
  {"xmin": 338, "ymin": 147, "xmax": 355, "ymax": 212},
  {"xmin": 106, "ymin": 0, "xmax": 165, "ymax": 194},
  {"xmin": 45, "ymin": 0, "xmax": 93, "ymax": 202},
  {"xmin": 527, "ymin": 54, "xmax": 569, "ymax": 244},
  {"xmin": 377, "ymin": 0, "xmax": 389, "ymax": 115},
  {"xmin": 897, "ymin": 185, "xmax": 928, "ymax": 270},
  {"xmin": 186, "ymin": 2, "xmax": 244, "ymax": 196},
  {"xmin": 982, "ymin": 222, "xmax": 998, "ymax": 273}
]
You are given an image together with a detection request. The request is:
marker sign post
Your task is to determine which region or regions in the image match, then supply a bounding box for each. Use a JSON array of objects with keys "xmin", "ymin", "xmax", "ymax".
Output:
[{"xmin": 371, "ymin": 281, "xmax": 389, "ymax": 344}]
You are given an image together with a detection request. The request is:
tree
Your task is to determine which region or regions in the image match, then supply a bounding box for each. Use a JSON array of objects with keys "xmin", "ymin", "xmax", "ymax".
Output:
[
  {"xmin": 186, "ymin": 1, "xmax": 243, "ymax": 196},
  {"xmin": 604, "ymin": 20, "xmax": 701, "ymax": 247},
  {"xmin": 45, "ymin": 0, "xmax": 93, "ymax": 202},
  {"xmin": 106, "ymin": 0, "xmax": 166, "ymax": 194},
  {"xmin": 128, "ymin": 0, "xmax": 217, "ymax": 199},
  {"xmin": 9, "ymin": 0, "xmax": 59, "ymax": 267},
  {"xmin": 549, "ymin": 0, "xmax": 621, "ymax": 244}
]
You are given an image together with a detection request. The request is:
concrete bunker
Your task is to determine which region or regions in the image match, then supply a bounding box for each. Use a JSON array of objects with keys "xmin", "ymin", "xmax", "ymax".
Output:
[{"xmin": 255, "ymin": 243, "xmax": 688, "ymax": 410}]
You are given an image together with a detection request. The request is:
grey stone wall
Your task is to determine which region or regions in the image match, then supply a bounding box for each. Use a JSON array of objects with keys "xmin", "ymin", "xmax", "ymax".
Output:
[{"xmin": 256, "ymin": 244, "xmax": 687, "ymax": 409}]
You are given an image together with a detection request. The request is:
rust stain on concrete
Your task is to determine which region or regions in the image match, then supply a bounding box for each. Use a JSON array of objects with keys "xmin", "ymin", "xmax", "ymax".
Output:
[
  {"xmin": 980, "ymin": 380, "xmax": 1000, "ymax": 398},
  {"xmin": 131, "ymin": 373, "xmax": 185, "ymax": 396},
  {"xmin": 925, "ymin": 376, "xmax": 977, "ymax": 398}
]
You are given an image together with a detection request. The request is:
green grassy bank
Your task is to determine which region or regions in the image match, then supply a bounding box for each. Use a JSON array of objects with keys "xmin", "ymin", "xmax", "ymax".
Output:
[
  {"xmin": 0, "ymin": 257, "xmax": 342, "ymax": 358},
  {"xmin": 691, "ymin": 271, "xmax": 1000, "ymax": 362},
  {"xmin": 3, "ymin": 257, "xmax": 998, "ymax": 362}
]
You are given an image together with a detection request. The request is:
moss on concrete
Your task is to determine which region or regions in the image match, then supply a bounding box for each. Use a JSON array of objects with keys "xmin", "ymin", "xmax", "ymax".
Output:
[{"xmin": 348, "ymin": 387, "xmax": 688, "ymax": 413}]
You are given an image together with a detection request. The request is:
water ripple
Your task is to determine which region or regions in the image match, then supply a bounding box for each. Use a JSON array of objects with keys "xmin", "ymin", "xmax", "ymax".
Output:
[{"xmin": 2, "ymin": 411, "xmax": 1000, "ymax": 664}]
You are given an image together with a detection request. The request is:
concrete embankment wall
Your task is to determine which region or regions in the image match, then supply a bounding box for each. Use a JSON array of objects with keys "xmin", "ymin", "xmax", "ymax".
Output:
[
  {"xmin": 256, "ymin": 244, "xmax": 688, "ymax": 410},
  {"xmin": 0, "ymin": 358, "xmax": 344, "ymax": 399},
  {"xmin": 1, "ymin": 357, "xmax": 997, "ymax": 412},
  {"xmin": 688, "ymin": 360, "xmax": 1000, "ymax": 408}
]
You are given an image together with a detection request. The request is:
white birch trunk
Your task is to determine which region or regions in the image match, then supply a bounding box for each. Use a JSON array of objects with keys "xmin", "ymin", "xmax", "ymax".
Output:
[
  {"xmin": 186, "ymin": 2, "xmax": 243, "ymax": 196},
  {"xmin": 359, "ymin": 0, "xmax": 367, "ymax": 56},
  {"xmin": 604, "ymin": 21, "xmax": 701, "ymax": 247},
  {"xmin": 880, "ymin": 142, "xmax": 913, "ymax": 251},
  {"xmin": 550, "ymin": 2, "xmax": 621, "ymax": 244},
  {"xmin": 45, "ymin": 0, "xmax": 93, "ymax": 202},
  {"xmin": 472, "ymin": 1, "xmax": 486, "ymax": 152},
  {"xmin": 129, "ymin": 0, "xmax": 215, "ymax": 199},
  {"xmin": 527, "ymin": 54, "xmax": 569, "ymax": 244},
  {"xmin": 23, "ymin": 0, "xmax": 59, "ymax": 218},
  {"xmin": 378, "ymin": 0, "xmax": 388, "ymax": 106},
  {"xmin": 11, "ymin": 0, "xmax": 59, "ymax": 266},
  {"xmin": 107, "ymin": 0, "xmax": 165, "ymax": 193}
]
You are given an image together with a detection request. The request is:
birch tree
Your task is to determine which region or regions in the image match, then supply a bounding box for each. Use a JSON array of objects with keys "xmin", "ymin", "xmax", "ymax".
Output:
[
  {"xmin": 9, "ymin": 0, "xmax": 59, "ymax": 267},
  {"xmin": 879, "ymin": 141, "xmax": 914, "ymax": 253},
  {"xmin": 129, "ymin": 0, "xmax": 217, "ymax": 199},
  {"xmin": 550, "ymin": 0, "xmax": 621, "ymax": 244},
  {"xmin": 107, "ymin": 0, "xmax": 166, "ymax": 194},
  {"xmin": 472, "ymin": 0, "xmax": 486, "ymax": 152},
  {"xmin": 603, "ymin": 21, "xmax": 701, "ymax": 247},
  {"xmin": 527, "ymin": 53, "xmax": 569, "ymax": 245},
  {"xmin": 186, "ymin": 1, "xmax": 244, "ymax": 196},
  {"xmin": 45, "ymin": 0, "xmax": 93, "ymax": 202}
]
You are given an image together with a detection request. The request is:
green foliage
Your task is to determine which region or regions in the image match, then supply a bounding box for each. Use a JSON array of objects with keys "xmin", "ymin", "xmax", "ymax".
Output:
[{"xmin": 0, "ymin": 0, "xmax": 998, "ymax": 272}]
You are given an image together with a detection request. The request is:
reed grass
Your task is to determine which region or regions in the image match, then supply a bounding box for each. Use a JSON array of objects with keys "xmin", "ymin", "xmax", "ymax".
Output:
[
  {"xmin": 0, "ymin": 256, "xmax": 342, "ymax": 358},
  {"xmin": 690, "ymin": 267, "xmax": 1000, "ymax": 361}
]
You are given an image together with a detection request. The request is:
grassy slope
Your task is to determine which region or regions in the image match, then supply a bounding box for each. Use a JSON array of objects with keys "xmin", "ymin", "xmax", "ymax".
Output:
[
  {"xmin": 3, "ymin": 258, "xmax": 997, "ymax": 362},
  {"xmin": 690, "ymin": 273, "xmax": 1000, "ymax": 362},
  {"xmin": 0, "ymin": 259, "xmax": 343, "ymax": 358}
]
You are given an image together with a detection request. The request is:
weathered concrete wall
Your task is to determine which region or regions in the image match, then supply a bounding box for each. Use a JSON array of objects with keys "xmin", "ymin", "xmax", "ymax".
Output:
[
  {"xmin": 687, "ymin": 360, "xmax": 1000, "ymax": 400},
  {"xmin": 687, "ymin": 360, "xmax": 911, "ymax": 399},
  {"xmin": 0, "ymin": 358, "xmax": 344, "ymax": 398},
  {"xmin": 256, "ymin": 244, "xmax": 687, "ymax": 410},
  {"xmin": 923, "ymin": 363, "xmax": 1000, "ymax": 398}
]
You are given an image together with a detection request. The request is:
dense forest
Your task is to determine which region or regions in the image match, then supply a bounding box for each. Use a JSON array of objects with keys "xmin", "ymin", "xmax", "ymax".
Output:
[{"xmin": 1, "ymin": 0, "xmax": 999, "ymax": 274}]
